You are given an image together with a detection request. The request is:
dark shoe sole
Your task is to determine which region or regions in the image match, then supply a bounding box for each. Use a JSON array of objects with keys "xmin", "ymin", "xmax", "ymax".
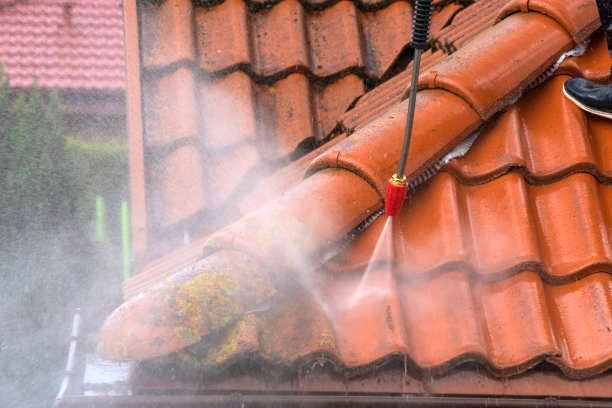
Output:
[{"xmin": 563, "ymin": 85, "xmax": 612, "ymax": 119}]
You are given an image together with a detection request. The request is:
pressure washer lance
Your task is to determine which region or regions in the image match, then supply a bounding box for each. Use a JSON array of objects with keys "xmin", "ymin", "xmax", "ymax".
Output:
[{"xmin": 384, "ymin": 0, "xmax": 433, "ymax": 217}]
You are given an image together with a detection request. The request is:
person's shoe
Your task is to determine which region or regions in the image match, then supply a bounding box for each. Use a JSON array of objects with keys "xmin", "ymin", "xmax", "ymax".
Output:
[{"xmin": 563, "ymin": 78, "xmax": 612, "ymax": 119}]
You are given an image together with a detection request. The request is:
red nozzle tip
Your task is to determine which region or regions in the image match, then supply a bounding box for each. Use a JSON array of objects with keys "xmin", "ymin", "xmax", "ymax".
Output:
[{"xmin": 385, "ymin": 175, "xmax": 408, "ymax": 217}]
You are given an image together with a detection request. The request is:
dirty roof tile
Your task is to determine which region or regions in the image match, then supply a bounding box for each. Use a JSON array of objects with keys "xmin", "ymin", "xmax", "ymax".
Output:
[
  {"xmin": 252, "ymin": 0, "xmax": 309, "ymax": 77},
  {"xmin": 152, "ymin": 266, "xmax": 611, "ymax": 378},
  {"xmin": 200, "ymin": 71, "xmax": 257, "ymax": 149},
  {"xmin": 195, "ymin": 0, "xmax": 250, "ymax": 73},
  {"xmin": 308, "ymin": 1, "xmax": 363, "ymax": 78},
  {"xmin": 339, "ymin": 49, "xmax": 446, "ymax": 131},
  {"xmin": 141, "ymin": 0, "xmax": 195, "ymax": 68},
  {"xmin": 314, "ymin": 74, "xmax": 364, "ymax": 138},
  {"xmin": 258, "ymin": 291, "xmax": 339, "ymax": 364},
  {"xmin": 255, "ymin": 73, "xmax": 314, "ymax": 161},
  {"xmin": 359, "ymin": 1, "xmax": 412, "ymax": 78},
  {"xmin": 149, "ymin": 144, "xmax": 206, "ymax": 228},
  {"xmin": 144, "ymin": 0, "xmax": 464, "ymax": 80},
  {"xmin": 432, "ymin": 0, "xmax": 507, "ymax": 53},
  {"xmin": 133, "ymin": 0, "xmax": 475, "ymax": 247},
  {"xmin": 144, "ymin": 67, "xmax": 199, "ymax": 146},
  {"xmin": 207, "ymin": 143, "xmax": 261, "ymax": 209}
]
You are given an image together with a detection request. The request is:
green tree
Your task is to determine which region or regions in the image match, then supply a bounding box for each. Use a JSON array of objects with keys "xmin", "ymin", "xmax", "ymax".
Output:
[{"xmin": 0, "ymin": 69, "xmax": 125, "ymax": 407}]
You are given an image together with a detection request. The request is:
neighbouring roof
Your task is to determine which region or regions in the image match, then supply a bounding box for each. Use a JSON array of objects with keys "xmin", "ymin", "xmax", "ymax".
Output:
[
  {"xmin": 87, "ymin": 0, "xmax": 612, "ymax": 404},
  {"xmin": 0, "ymin": 0, "xmax": 125, "ymax": 91}
]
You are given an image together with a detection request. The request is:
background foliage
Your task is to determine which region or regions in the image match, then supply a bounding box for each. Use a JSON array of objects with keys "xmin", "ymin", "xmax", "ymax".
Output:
[{"xmin": 0, "ymin": 70, "xmax": 126, "ymax": 407}]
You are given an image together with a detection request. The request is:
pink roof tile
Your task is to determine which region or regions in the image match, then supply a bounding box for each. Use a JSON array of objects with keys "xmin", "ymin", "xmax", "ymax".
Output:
[{"xmin": 0, "ymin": 0, "xmax": 125, "ymax": 91}]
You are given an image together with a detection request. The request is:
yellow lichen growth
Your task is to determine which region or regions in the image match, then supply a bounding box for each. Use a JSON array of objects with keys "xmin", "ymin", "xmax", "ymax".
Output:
[
  {"xmin": 201, "ymin": 314, "xmax": 258, "ymax": 367},
  {"xmin": 176, "ymin": 269, "xmax": 238, "ymax": 331},
  {"xmin": 173, "ymin": 326, "xmax": 201, "ymax": 344},
  {"xmin": 171, "ymin": 252, "xmax": 275, "ymax": 347}
]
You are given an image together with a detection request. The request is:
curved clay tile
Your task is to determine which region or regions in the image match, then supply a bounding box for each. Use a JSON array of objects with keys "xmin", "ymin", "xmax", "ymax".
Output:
[{"xmin": 100, "ymin": 0, "xmax": 604, "ymax": 379}]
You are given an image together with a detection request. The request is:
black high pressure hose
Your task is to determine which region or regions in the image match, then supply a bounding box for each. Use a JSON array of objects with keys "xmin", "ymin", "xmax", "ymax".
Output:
[{"xmin": 384, "ymin": 0, "xmax": 433, "ymax": 217}]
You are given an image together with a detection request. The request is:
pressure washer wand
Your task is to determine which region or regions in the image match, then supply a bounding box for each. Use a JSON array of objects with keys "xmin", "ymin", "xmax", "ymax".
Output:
[{"xmin": 384, "ymin": 0, "xmax": 433, "ymax": 217}]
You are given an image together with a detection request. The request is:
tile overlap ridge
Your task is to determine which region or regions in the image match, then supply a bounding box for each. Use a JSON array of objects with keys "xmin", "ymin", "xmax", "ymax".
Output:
[{"xmin": 192, "ymin": 0, "xmax": 451, "ymax": 12}]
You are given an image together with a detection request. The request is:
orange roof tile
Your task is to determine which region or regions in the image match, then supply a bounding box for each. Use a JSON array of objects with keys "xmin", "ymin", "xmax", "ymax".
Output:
[
  {"xmin": 132, "ymin": 0, "xmax": 468, "ymax": 260},
  {"xmin": 111, "ymin": 0, "xmax": 611, "ymax": 397}
]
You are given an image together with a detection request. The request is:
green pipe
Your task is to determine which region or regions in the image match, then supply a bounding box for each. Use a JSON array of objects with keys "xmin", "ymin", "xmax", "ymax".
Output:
[
  {"xmin": 120, "ymin": 200, "xmax": 131, "ymax": 280},
  {"xmin": 95, "ymin": 195, "xmax": 107, "ymax": 242}
]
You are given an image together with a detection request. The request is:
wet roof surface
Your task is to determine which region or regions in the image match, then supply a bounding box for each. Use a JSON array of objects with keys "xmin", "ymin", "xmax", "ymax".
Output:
[
  {"xmin": 137, "ymin": 0, "xmax": 468, "ymax": 241},
  {"xmin": 0, "ymin": 0, "xmax": 125, "ymax": 91},
  {"xmin": 109, "ymin": 0, "xmax": 611, "ymax": 397}
]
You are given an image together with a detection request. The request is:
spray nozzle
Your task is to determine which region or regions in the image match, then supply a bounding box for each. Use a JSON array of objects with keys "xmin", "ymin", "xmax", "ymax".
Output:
[
  {"xmin": 384, "ymin": 174, "xmax": 408, "ymax": 217},
  {"xmin": 384, "ymin": 0, "xmax": 432, "ymax": 217}
]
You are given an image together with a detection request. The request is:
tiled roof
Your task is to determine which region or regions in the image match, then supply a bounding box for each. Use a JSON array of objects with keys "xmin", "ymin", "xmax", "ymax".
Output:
[
  {"xmin": 106, "ymin": 0, "xmax": 611, "ymax": 397},
  {"xmin": 0, "ymin": 0, "xmax": 125, "ymax": 91},
  {"xmin": 137, "ymin": 0, "xmax": 468, "ymax": 239},
  {"xmin": 121, "ymin": 65, "xmax": 612, "ymax": 382}
]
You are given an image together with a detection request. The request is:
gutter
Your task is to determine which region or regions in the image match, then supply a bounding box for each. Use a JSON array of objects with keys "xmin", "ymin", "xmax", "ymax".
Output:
[
  {"xmin": 55, "ymin": 393, "xmax": 612, "ymax": 408},
  {"xmin": 98, "ymin": 0, "xmax": 600, "ymax": 362}
]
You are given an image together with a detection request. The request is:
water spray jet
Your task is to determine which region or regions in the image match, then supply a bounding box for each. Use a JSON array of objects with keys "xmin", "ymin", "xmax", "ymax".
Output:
[{"xmin": 384, "ymin": 0, "xmax": 433, "ymax": 217}]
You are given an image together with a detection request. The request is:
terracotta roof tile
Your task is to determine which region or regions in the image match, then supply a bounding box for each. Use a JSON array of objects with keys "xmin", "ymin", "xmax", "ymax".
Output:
[
  {"xmin": 447, "ymin": 75, "xmax": 612, "ymax": 182},
  {"xmin": 340, "ymin": 49, "xmax": 446, "ymax": 130},
  {"xmin": 309, "ymin": 2, "xmax": 363, "ymax": 77},
  {"xmin": 143, "ymin": 67, "xmax": 199, "ymax": 146},
  {"xmin": 144, "ymin": 0, "xmax": 459, "ymax": 79},
  {"xmin": 433, "ymin": 0, "xmax": 504, "ymax": 52},
  {"xmin": 253, "ymin": 0, "xmax": 310, "ymax": 77},
  {"xmin": 0, "ymin": 0, "xmax": 124, "ymax": 90},
  {"xmin": 200, "ymin": 71, "xmax": 257, "ymax": 149},
  {"xmin": 328, "ymin": 174, "xmax": 611, "ymax": 282},
  {"xmin": 255, "ymin": 73, "xmax": 315, "ymax": 160},
  {"xmin": 558, "ymin": 31, "xmax": 612, "ymax": 80},
  {"xmin": 195, "ymin": 0, "xmax": 250, "ymax": 73},
  {"xmin": 146, "ymin": 267, "xmax": 610, "ymax": 378},
  {"xmin": 113, "ymin": 0, "xmax": 611, "ymax": 393},
  {"xmin": 207, "ymin": 143, "xmax": 261, "ymax": 208},
  {"xmin": 314, "ymin": 74, "xmax": 364, "ymax": 136},
  {"xmin": 135, "ymin": 0, "xmax": 469, "ymax": 244},
  {"xmin": 359, "ymin": 1, "xmax": 412, "ymax": 78},
  {"xmin": 149, "ymin": 145, "xmax": 207, "ymax": 228},
  {"xmin": 141, "ymin": 0, "xmax": 195, "ymax": 68}
]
